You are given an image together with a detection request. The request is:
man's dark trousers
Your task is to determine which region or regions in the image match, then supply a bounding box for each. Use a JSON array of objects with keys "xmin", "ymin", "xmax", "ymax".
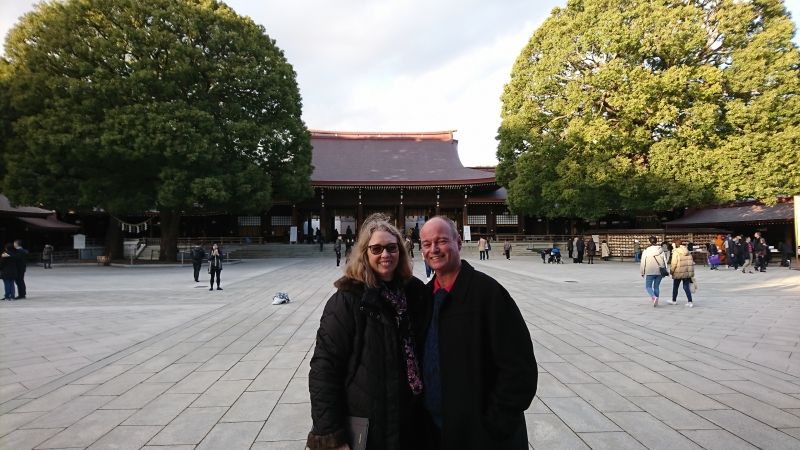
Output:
[
  {"xmin": 15, "ymin": 274, "xmax": 26, "ymax": 298},
  {"xmin": 193, "ymin": 262, "xmax": 202, "ymax": 282}
]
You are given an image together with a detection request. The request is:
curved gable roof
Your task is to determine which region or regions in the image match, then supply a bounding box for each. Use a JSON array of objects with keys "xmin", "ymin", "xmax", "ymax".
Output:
[{"xmin": 310, "ymin": 130, "xmax": 496, "ymax": 186}]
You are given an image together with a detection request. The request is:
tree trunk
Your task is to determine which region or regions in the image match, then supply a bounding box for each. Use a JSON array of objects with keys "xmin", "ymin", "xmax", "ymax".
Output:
[
  {"xmin": 104, "ymin": 218, "xmax": 123, "ymax": 259},
  {"xmin": 159, "ymin": 210, "xmax": 180, "ymax": 262}
]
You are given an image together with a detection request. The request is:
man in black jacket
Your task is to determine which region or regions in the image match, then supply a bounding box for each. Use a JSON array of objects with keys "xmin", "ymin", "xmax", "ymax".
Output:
[
  {"xmin": 13, "ymin": 240, "xmax": 28, "ymax": 299},
  {"xmin": 420, "ymin": 216, "xmax": 537, "ymax": 450},
  {"xmin": 190, "ymin": 243, "xmax": 206, "ymax": 282}
]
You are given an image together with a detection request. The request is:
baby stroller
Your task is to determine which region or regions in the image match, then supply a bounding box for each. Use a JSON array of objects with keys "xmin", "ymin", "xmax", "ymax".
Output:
[
  {"xmin": 548, "ymin": 247, "xmax": 562, "ymax": 264},
  {"xmin": 540, "ymin": 248, "xmax": 549, "ymax": 263}
]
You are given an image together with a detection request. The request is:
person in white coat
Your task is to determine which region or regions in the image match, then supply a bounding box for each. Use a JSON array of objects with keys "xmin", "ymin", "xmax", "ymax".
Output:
[{"xmin": 640, "ymin": 236, "xmax": 668, "ymax": 307}]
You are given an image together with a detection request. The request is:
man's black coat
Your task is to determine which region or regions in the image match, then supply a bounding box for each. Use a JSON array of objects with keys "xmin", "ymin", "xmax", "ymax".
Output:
[{"xmin": 422, "ymin": 261, "xmax": 537, "ymax": 449}]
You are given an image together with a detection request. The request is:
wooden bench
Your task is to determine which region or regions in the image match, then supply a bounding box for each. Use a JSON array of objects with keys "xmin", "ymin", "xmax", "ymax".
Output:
[{"xmin": 96, "ymin": 255, "xmax": 110, "ymax": 266}]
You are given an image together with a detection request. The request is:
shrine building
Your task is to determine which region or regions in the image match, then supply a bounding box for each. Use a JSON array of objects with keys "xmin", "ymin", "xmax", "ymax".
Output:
[{"xmin": 263, "ymin": 130, "xmax": 524, "ymax": 241}]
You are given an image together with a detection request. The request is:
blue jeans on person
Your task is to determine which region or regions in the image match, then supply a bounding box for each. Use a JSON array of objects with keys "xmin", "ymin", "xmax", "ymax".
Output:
[
  {"xmin": 634, "ymin": 251, "xmax": 641, "ymax": 262},
  {"xmin": 3, "ymin": 279, "xmax": 15, "ymax": 299},
  {"xmin": 644, "ymin": 275, "xmax": 662, "ymax": 298},
  {"xmin": 672, "ymin": 278, "xmax": 693, "ymax": 303},
  {"xmin": 424, "ymin": 261, "xmax": 433, "ymax": 278}
]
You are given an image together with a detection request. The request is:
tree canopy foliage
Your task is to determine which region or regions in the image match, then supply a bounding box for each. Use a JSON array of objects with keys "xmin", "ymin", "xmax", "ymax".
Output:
[
  {"xmin": 0, "ymin": 0, "xmax": 312, "ymax": 258},
  {"xmin": 497, "ymin": 0, "xmax": 800, "ymax": 219}
]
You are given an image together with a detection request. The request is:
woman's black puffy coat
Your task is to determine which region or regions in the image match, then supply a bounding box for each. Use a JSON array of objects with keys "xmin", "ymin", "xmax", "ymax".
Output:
[{"xmin": 308, "ymin": 276, "xmax": 427, "ymax": 450}]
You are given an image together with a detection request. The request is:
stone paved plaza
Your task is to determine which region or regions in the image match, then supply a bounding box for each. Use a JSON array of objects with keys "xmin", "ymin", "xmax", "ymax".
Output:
[{"xmin": 1, "ymin": 255, "xmax": 799, "ymax": 449}]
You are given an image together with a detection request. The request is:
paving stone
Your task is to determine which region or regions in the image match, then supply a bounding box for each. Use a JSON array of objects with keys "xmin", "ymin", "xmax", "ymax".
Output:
[
  {"xmin": 197, "ymin": 421, "xmax": 263, "ymax": 450},
  {"xmin": 191, "ymin": 379, "xmax": 250, "ymax": 407},
  {"xmin": 256, "ymin": 403, "xmax": 311, "ymax": 442},
  {"xmin": 560, "ymin": 353, "xmax": 613, "ymax": 372},
  {"xmin": 22, "ymin": 395, "xmax": 114, "ymax": 429},
  {"xmin": 88, "ymin": 371, "xmax": 154, "ymax": 396},
  {"xmin": 147, "ymin": 406, "xmax": 227, "ymax": 446},
  {"xmin": 671, "ymin": 361, "xmax": 746, "ymax": 381},
  {"xmin": 280, "ymin": 377, "xmax": 311, "ymax": 404},
  {"xmin": 536, "ymin": 372, "xmax": 576, "ymax": 398},
  {"xmin": 578, "ymin": 431, "xmax": 646, "ymax": 449},
  {"xmin": 679, "ymin": 429, "xmax": 758, "ymax": 450},
  {"xmin": 101, "ymin": 382, "xmax": 173, "ymax": 410},
  {"xmin": 781, "ymin": 428, "xmax": 800, "ymax": 439},
  {"xmin": 0, "ymin": 428, "xmax": 63, "ymax": 450},
  {"xmin": 167, "ymin": 370, "xmax": 225, "ymax": 394},
  {"xmin": 220, "ymin": 360, "xmax": 270, "ymax": 381},
  {"xmin": 588, "ymin": 371, "xmax": 656, "ymax": 397},
  {"xmin": 37, "ymin": 409, "xmax": 133, "ymax": 448},
  {"xmin": 627, "ymin": 396, "xmax": 716, "ymax": 430},
  {"xmin": 248, "ymin": 368, "xmax": 296, "ymax": 391},
  {"xmin": 698, "ymin": 409, "xmax": 800, "ymax": 449},
  {"xmin": 608, "ymin": 361, "xmax": 673, "ymax": 383},
  {"xmin": 266, "ymin": 351, "xmax": 307, "ymax": 369},
  {"xmin": 0, "ymin": 411, "xmax": 43, "ymax": 437},
  {"xmin": 241, "ymin": 346, "xmax": 280, "ymax": 363},
  {"xmin": 146, "ymin": 363, "xmax": 201, "ymax": 383},
  {"xmin": 222, "ymin": 390, "xmax": 281, "ymax": 422},
  {"xmin": 643, "ymin": 382, "xmax": 727, "ymax": 410},
  {"xmin": 541, "ymin": 397, "xmax": 620, "ymax": 432},
  {"xmin": 579, "ymin": 346, "xmax": 629, "ymax": 363},
  {"xmin": 709, "ymin": 393, "xmax": 800, "ymax": 428},
  {"xmin": 606, "ymin": 411, "xmax": 703, "ymax": 450},
  {"xmin": 719, "ymin": 380, "xmax": 800, "ymax": 408},
  {"xmin": 539, "ymin": 362, "xmax": 597, "ymax": 384},
  {"xmin": 566, "ymin": 383, "xmax": 640, "ymax": 412},
  {"xmin": 250, "ymin": 441, "xmax": 307, "ymax": 450},
  {"xmin": 659, "ymin": 370, "xmax": 736, "ymax": 395},
  {"xmin": 13, "ymin": 383, "xmax": 97, "ymax": 413},
  {"xmin": 525, "ymin": 397, "xmax": 551, "ymax": 414},
  {"xmin": 86, "ymin": 425, "xmax": 161, "ymax": 450},
  {"xmin": 123, "ymin": 393, "xmax": 198, "ymax": 426},
  {"xmin": 525, "ymin": 413, "xmax": 589, "ymax": 450},
  {"xmin": 197, "ymin": 353, "xmax": 244, "ymax": 372},
  {"xmin": 727, "ymin": 369, "xmax": 800, "ymax": 394}
]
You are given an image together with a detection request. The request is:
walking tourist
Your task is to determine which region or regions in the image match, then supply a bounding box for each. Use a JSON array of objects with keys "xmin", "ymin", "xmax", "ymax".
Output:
[
  {"xmin": 12, "ymin": 240, "xmax": 27, "ymax": 299},
  {"xmin": 307, "ymin": 214, "xmax": 427, "ymax": 450},
  {"xmin": 503, "ymin": 240, "xmax": 512, "ymax": 260},
  {"xmin": 208, "ymin": 242, "xmax": 223, "ymax": 290},
  {"xmin": 576, "ymin": 236, "xmax": 585, "ymax": 263},
  {"xmin": 633, "ymin": 239, "xmax": 641, "ymax": 262},
  {"xmin": 478, "ymin": 236, "xmax": 487, "ymax": 260},
  {"xmin": 420, "ymin": 216, "xmax": 537, "ymax": 449},
  {"xmin": 741, "ymin": 237, "xmax": 754, "ymax": 273},
  {"xmin": 707, "ymin": 241, "xmax": 720, "ymax": 270},
  {"xmin": 640, "ymin": 236, "xmax": 668, "ymax": 307},
  {"xmin": 754, "ymin": 236, "xmax": 768, "ymax": 272},
  {"xmin": 405, "ymin": 235, "xmax": 414, "ymax": 258},
  {"xmin": 600, "ymin": 240, "xmax": 610, "ymax": 261},
  {"xmin": 334, "ymin": 235, "xmax": 343, "ymax": 267},
  {"xmin": 191, "ymin": 242, "xmax": 206, "ymax": 282},
  {"xmin": 669, "ymin": 239, "xmax": 696, "ymax": 307}
]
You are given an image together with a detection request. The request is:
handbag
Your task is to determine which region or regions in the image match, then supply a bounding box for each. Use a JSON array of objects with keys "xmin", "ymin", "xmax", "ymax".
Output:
[
  {"xmin": 652, "ymin": 254, "xmax": 668, "ymax": 276},
  {"xmin": 690, "ymin": 277, "xmax": 698, "ymax": 293},
  {"xmin": 709, "ymin": 254, "xmax": 720, "ymax": 265}
]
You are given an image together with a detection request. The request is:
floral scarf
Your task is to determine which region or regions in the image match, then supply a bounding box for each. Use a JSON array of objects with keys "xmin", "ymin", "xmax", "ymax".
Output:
[{"xmin": 381, "ymin": 285, "xmax": 423, "ymax": 396}]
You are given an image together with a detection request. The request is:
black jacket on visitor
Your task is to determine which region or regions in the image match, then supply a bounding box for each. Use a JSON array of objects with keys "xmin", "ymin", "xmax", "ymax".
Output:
[
  {"xmin": 422, "ymin": 261, "xmax": 538, "ymax": 450},
  {"xmin": 308, "ymin": 276, "xmax": 427, "ymax": 450}
]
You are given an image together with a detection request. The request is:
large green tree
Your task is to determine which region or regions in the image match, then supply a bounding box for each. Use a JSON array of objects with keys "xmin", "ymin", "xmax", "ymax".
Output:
[
  {"xmin": 498, "ymin": 0, "xmax": 800, "ymax": 220},
  {"xmin": 1, "ymin": 0, "xmax": 312, "ymax": 260}
]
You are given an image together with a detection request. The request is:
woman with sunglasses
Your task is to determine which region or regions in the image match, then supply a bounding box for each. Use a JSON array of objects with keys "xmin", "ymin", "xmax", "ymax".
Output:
[{"xmin": 307, "ymin": 213, "xmax": 427, "ymax": 450}]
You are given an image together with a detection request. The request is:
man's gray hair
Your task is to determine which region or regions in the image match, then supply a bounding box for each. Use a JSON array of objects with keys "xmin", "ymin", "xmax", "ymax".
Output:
[{"xmin": 428, "ymin": 216, "xmax": 460, "ymax": 241}]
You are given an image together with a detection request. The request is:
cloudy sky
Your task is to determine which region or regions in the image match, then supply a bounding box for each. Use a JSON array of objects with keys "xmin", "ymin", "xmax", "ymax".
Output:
[{"xmin": 2, "ymin": 0, "xmax": 799, "ymax": 166}]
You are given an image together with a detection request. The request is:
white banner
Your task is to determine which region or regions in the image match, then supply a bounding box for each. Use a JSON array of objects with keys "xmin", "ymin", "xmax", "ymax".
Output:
[
  {"xmin": 463, "ymin": 225, "xmax": 472, "ymax": 242},
  {"xmin": 73, "ymin": 234, "xmax": 86, "ymax": 249},
  {"xmin": 289, "ymin": 226, "xmax": 297, "ymax": 244}
]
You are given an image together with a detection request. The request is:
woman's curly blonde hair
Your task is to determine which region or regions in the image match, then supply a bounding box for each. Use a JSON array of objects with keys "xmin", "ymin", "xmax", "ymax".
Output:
[{"xmin": 337, "ymin": 213, "xmax": 413, "ymax": 288}]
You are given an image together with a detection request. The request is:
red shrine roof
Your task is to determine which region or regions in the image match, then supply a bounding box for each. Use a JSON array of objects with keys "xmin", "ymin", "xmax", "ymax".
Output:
[{"xmin": 309, "ymin": 130, "xmax": 497, "ymax": 187}]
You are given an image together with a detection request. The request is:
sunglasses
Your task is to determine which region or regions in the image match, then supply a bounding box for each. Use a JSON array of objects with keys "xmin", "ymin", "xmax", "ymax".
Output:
[{"xmin": 367, "ymin": 243, "xmax": 399, "ymax": 255}]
